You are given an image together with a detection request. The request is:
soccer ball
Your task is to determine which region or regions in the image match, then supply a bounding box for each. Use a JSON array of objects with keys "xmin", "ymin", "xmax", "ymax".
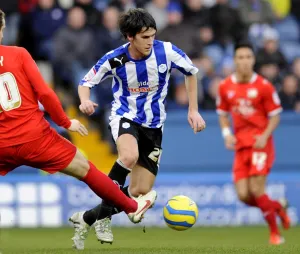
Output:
[{"xmin": 163, "ymin": 195, "xmax": 198, "ymax": 231}]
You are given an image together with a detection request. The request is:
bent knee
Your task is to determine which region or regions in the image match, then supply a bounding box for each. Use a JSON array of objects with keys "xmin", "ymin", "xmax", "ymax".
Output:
[
  {"xmin": 129, "ymin": 186, "xmax": 151, "ymax": 198},
  {"xmin": 249, "ymin": 185, "xmax": 264, "ymax": 197},
  {"xmin": 237, "ymin": 192, "xmax": 251, "ymax": 204},
  {"xmin": 119, "ymin": 153, "xmax": 138, "ymax": 168},
  {"xmin": 71, "ymin": 152, "xmax": 90, "ymax": 179}
]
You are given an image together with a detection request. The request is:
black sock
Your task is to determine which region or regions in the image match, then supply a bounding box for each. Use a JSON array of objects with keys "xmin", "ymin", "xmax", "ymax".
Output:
[
  {"xmin": 83, "ymin": 161, "xmax": 130, "ymax": 225},
  {"xmin": 122, "ymin": 186, "xmax": 130, "ymax": 198},
  {"xmin": 83, "ymin": 205, "xmax": 101, "ymax": 226}
]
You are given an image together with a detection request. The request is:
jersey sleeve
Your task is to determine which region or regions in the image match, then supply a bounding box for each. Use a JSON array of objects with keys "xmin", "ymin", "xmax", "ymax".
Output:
[
  {"xmin": 169, "ymin": 43, "xmax": 198, "ymax": 76},
  {"xmin": 21, "ymin": 48, "xmax": 71, "ymax": 129},
  {"xmin": 262, "ymin": 81, "xmax": 282, "ymax": 116},
  {"xmin": 216, "ymin": 80, "xmax": 230, "ymax": 115},
  {"xmin": 79, "ymin": 55, "xmax": 113, "ymax": 88}
]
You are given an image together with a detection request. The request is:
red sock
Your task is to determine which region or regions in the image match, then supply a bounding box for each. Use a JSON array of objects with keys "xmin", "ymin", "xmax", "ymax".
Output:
[
  {"xmin": 270, "ymin": 200, "xmax": 282, "ymax": 211},
  {"xmin": 82, "ymin": 162, "xmax": 137, "ymax": 214},
  {"xmin": 255, "ymin": 194, "xmax": 279, "ymax": 235}
]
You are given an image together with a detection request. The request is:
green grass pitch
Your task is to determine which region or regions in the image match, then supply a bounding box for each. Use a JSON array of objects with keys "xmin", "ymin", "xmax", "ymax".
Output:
[{"xmin": 1, "ymin": 226, "xmax": 300, "ymax": 254}]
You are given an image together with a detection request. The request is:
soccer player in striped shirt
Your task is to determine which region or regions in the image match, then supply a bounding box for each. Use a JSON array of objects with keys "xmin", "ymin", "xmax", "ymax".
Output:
[
  {"xmin": 69, "ymin": 8, "xmax": 206, "ymax": 249},
  {"xmin": 0, "ymin": 8, "xmax": 156, "ymax": 244}
]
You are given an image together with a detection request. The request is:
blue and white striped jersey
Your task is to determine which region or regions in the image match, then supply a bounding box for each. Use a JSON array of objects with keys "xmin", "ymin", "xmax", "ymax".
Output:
[{"xmin": 80, "ymin": 40, "xmax": 198, "ymax": 128}]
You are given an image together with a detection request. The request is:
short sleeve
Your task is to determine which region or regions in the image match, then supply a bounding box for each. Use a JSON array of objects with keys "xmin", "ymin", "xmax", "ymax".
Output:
[
  {"xmin": 263, "ymin": 81, "xmax": 282, "ymax": 116},
  {"xmin": 216, "ymin": 80, "xmax": 230, "ymax": 115},
  {"xmin": 169, "ymin": 43, "xmax": 198, "ymax": 76},
  {"xmin": 79, "ymin": 55, "xmax": 113, "ymax": 88}
]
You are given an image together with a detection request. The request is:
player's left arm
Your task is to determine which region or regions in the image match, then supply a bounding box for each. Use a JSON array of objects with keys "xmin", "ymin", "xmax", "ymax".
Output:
[
  {"xmin": 21, "ymin": 48, "xmax": 88, "ymax": 136},
  {"xmin": 254, "ymin": 82, "xmax": 282, "ymax": 149},
  {"xmin": 170, "ymin": 43, "xmax": 206, "ymax": 133},
  {"xmin": 185, "ymin": 74, "xmax": 206, "ymax": 133}
]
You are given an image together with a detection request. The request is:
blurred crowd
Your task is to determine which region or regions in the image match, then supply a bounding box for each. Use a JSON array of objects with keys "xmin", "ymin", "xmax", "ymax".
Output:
[{"xmin": 2, "ymin": 0, "xmax": 300, "ymax": 144}]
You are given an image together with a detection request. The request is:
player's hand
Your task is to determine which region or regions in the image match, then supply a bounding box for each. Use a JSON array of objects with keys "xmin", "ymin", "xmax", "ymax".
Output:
[
  {"xmin": 79, "ymin": 100, "xmax": 98, "ymax": 116},
  {"xmin": 253, "ymin": 135, "xmax": 268, "ymax": 149},
  {"xmin": 224, "ymin": 134, "xmax": 236, "ymax": 150},
  {"xmin": 187, "ymin": 110, "xmax": 206, "ymax": 134},
  {"xmin": 68, "ymin": 119, "xmax": 88, "ymax": 136}
]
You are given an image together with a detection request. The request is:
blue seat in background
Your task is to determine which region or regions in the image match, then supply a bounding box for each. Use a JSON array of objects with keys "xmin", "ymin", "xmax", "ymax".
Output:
[
  {"xmin": 275, "ymin": 15, "xmax": 300, "ymax": 43},
  {"xmin": 280, "ymin": 41, "xmax": 300, "ymax": 63}
]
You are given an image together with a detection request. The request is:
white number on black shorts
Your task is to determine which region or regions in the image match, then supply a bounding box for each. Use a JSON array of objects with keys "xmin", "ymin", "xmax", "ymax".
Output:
[
  {"xmin": 148, "ymin": 147, "xmax": 162, "ymax": 164},
  {"xmin": 0, "ymin": 72, "xmax": 22, "ymax": 113},
  {"xmin": 252, "ymin": 152, "xmax": 267, "ymax": 171}
]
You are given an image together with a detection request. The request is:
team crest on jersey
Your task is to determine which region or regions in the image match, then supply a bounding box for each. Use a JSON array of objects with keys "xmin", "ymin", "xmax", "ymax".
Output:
[
  {"xmin": 158, "ymin": 64, "xmax": 167, "ymax": 73},
  {"xmin": 227, "ymin": 90, "xmax": 235, "ymax": 99},
  {"xmin": 247, "ymin": 88, "xmax": 258, "ymax": 98},
  {"xmin": 122, "ymin": 122, "xmax": 130, "ymax": 129}
]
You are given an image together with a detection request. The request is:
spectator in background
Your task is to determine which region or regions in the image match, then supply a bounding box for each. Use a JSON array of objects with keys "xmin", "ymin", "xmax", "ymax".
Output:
[
  {"xmin": 220, "ymin": 56, "xmax": 235, "ymax": 77},
  {"xmin": 182, "ymin": 0, "xmax": 210, "ymax": 27},
  {"xmin": 109, "ymin": 0, "xmax": 137, "ymax": 12},
  {"xmin": 74, "ymin": 0, "xmax": 100, "ymax": 28},
  {"xmin": 2, "ymin": 0, "xmax": 19, "ymax": 45},
  {"xmin": 19, "ymin": 0, "xmax": 38, "ymax": 14},
  {"xmin": 238, "ymin": 0, "xmax": 276, "ymax": 48},
  {"xmin": 157, "ymin": 1, "xmax": 202, "ymax": 56},
  {"xmin": 266, "ymin": 0, "xmax": 291, "ymax": 19},
  {"xmin": 256, "ymin": 28, "xmax": 287, "ymax": 74},
  {"xmin": 181, "ymin": 0, "xmax": 215, "ymax": 64},
  {"xmin": 18, "ymin": 0, "xmax": 38, "ymax": 54},
  {"xmin": 96, "ymin": 6, "xmax": 123, "ymax": 58},
  {"xmin": 278, "ymin": 74, "xmax": 300, "ymax": 112},
  {"xmin": 145, "ymin": 0, "xmax": 169, "ymax": 31},
  {"xmin": 198, "ymin": 54, "xmax": 217, "ymax": 94},
  {"xmin": 291, "ymin": 0, "xmax": 300, "ymax": 22},
  {"xmin": 238, "ymin": 0, "xmax": 275, "ymax": 27},
  {"xmin": 292, "ymin": 58, "xmax": 300, "ymax": 81},
  {"xmin": 53, "ymin": 7, "xmax": 96, "ymax": 92},
  {"xmin": 203, "ymin": 0, "xmax": 216, "ymax": 7},
  {"xmin": 258, "ymin": 63, "xmax": 282, "ymax": 89},
  {"xmin": 197, "ymin": 24, "xmax": 214, "ymax": 48},
  {"xmin": 202, "ymin": 76, "xmax": 222, "ymax": 109},
  {"xmin": 30, "ymin": 0, "xmax": 66, "ymax": 60},
  {"xmin": 58, "ymin": 0, "xmax": 74, "ymax": 10},
  {"xmin": 209, "ymin": 0, "xmax": 247, "ymax": 47}
]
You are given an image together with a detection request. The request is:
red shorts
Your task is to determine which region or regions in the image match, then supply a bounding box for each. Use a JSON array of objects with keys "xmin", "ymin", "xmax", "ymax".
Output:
[
  {"xmin": 233, "ymin": 142, "xmax": 275, "ymax": 183},
  {"xmin": 0, "ymin": 128, "xmax": 77, "ymax": 176}
]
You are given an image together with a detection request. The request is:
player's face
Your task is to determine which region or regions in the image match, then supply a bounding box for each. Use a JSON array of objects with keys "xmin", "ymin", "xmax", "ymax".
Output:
[
  {"xmin": 234, "ymin": 48, "xmax": 255, "ymax": 75},
  {"xmin": 0, "ymin": 19, "xmax": 5, "ymax": 44},
  {"xmin": 128, "ymin": 27, "xmax": 156, "ymax": 57}
]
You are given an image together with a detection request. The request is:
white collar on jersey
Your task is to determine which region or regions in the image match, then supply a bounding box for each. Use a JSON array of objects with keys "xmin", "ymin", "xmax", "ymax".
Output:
[{"xmin": 231, "ymin": 73, "xmax": 258, "ymax": 84}]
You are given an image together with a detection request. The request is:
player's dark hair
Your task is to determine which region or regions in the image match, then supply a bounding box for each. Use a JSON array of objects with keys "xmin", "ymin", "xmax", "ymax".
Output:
[
  {"xmin": 234, "ymin": 42, "xmax": 254, "ymax": 54},
  {"xmin": 0, "ymin": 9, "xmax": 5, "ymax": 29},
  {"xmin": 119, "ymin": 8, "xmax": 156, "ymax": 39}
]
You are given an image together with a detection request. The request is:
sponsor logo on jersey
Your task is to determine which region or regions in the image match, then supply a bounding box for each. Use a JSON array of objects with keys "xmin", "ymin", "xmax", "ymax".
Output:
[
  {"xmin": 247, "ymin": 88, "xmax": 258, "ymax": 98},
  {"xmin": 128, "ymin": 87, "xmax": 158, "ymax": 93}
]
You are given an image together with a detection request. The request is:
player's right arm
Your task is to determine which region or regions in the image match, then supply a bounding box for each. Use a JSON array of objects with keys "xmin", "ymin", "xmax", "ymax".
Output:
[
  {"xmin": 21, "ymin": 48, "xmax": 88, "ymax": 136},
  {"xmin": 216, "ymin": 81, "xmax": 236, "ymax": 150},
  {"xmin": 78, "ymin": 54, "xmax": 113, "ymax": 115}
]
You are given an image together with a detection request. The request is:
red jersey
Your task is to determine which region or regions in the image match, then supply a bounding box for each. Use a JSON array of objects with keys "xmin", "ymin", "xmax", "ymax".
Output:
[
  {"xmin": 0, "ymin": 46, "xmax": 71, "ymax": 148},
  {"xmin": 216, "ymin": 73, "xmax": 282, "ymax": 149}
]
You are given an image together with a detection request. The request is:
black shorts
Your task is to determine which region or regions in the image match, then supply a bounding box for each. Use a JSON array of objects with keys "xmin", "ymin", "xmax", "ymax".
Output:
[{"xmin": 109, "ymin": 117, "xmax": 163, "ymax": 176}]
